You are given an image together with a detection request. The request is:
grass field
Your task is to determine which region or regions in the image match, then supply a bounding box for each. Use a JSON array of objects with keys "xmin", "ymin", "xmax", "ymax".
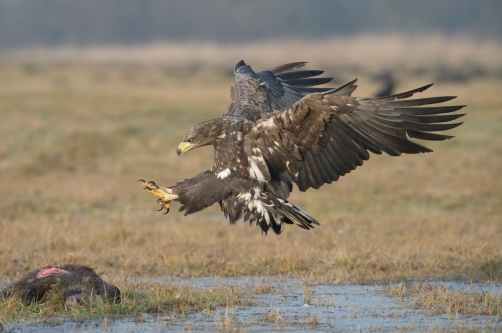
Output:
[{"xmin": 0, "ymin": 40, "xmax": 501, "ymax": 326}]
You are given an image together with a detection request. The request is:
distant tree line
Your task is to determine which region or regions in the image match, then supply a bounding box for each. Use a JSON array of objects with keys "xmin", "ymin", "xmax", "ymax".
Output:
[{"xmin": 0, "ymin": 0, "xmax": 500, "ymax": 49}]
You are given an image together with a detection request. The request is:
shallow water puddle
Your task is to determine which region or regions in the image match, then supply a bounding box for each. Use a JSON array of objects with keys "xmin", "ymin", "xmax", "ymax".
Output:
[{"xmin": 3, "ymin": 277, "xmax": 501, "ymax": 332}]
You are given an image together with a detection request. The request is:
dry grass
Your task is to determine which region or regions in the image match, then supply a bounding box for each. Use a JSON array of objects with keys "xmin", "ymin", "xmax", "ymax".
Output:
[
  {"xmin": 0, "ymin": 40, "xmax": 501, "ymax": 292},
  {"xmin": 258, "ymin": 308, "xmax": 283, "ymax": 324},
  {"xmin": 387, "ymin": 282, "xmax": 502, "ymax": 318}
]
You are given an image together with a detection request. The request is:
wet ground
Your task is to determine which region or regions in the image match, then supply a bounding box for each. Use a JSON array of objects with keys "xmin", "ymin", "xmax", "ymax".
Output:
[{"xmin": 2, "ymin": 277, "xmax": 501, "ymax": 332}]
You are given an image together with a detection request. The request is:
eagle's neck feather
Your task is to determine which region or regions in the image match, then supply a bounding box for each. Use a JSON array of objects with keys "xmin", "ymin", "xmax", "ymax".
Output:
[{"xmin": 205, "ymin": 118, "xmax": 231, "ymax": 145}]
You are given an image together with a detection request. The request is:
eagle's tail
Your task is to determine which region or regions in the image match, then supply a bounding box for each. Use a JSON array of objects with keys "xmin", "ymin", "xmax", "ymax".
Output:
[
  {"xmin": 226, "ymin": 187, "xmax": 320, "ymax": 235},
  {"xmin": 272, "ymin": 198, "xmax": 321, "ymax": 234}
]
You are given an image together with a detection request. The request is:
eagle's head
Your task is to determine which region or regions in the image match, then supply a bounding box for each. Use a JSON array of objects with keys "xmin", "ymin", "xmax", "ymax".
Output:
[{"xmin": 177, "ymin": 118, "xmax": 227, "ymax": 156}]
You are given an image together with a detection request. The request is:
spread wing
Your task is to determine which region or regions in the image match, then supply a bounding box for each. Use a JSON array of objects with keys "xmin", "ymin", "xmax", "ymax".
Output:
[
  {"xmin": 243, "ymin": 83, "xmax": 466, "ymax": 191},
  {"xmin": 225, "ymin": 60, "xmax": 355, "ymax": 121}
]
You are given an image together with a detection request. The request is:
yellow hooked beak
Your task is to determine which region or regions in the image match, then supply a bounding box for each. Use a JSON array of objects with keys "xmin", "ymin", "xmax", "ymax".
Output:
[{"xmin": 177, "ymin": 141, "xmax": 194, "ymax": 156}]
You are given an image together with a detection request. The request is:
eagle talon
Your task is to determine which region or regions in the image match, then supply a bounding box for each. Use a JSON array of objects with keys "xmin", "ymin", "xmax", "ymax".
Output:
[
  {"xmin": 157, "ymin": 199, "xmax": 171, "ymax": 213},
  {"xmin": 147, "ymin": 181, "xmax": 159, "ymax": 189},
  {"xmin": 139, "ymin": 180, "xmax": 160, "ymax": 192},
  {"xmin": 139, "ymin": 179, "xmax": 177, "ymax": 214}
]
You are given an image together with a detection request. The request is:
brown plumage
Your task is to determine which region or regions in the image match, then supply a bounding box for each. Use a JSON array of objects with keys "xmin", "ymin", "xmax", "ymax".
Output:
[
  {"xmin": 141, "ymin": 61, "xmax": 465, "ymax": 234},
  {"xmin": 0, "ymin": 265, "xmax": 121, "ymax": 309}
]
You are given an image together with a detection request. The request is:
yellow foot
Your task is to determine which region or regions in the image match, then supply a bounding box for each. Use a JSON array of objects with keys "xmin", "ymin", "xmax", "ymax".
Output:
[{"xmin": 138, "ymin": 180, "xmax": 178, "ymax": 214}]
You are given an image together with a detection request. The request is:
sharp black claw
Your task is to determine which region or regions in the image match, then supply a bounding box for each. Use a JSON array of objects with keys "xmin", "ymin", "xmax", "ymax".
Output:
[
  {"xmin": 138, "ymin": 179, "xmax": 145, "ymax": 183},
  {"xmin": 157, "ymin": 206, "xmax": 164, "ymax": 211},
  {"xmin": 156, "ymin": 198, "xmax": 162, "ymax": 202},
  {"xmin": 147, "ymin": 181, "xmax": 159, "ymax": 189},
  {"xmin": 163, "ymin": 208, "xmax": 170, "ymax": 214}
]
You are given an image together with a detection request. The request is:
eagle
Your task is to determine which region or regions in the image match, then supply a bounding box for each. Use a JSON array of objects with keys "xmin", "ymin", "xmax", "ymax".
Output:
[{"xmin": 140, "ymin": 60, "xmax": 465, "ymax": 234}]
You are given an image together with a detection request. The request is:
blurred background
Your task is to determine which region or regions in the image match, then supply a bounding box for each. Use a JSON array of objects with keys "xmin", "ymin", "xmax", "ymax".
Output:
[
  {"xmin": 0, "ymin": 1, "xmax": 501, "ymax": 283},
  {"xmin": 1, "ymin": 0, "xmax": 502, "ymax": 47}
]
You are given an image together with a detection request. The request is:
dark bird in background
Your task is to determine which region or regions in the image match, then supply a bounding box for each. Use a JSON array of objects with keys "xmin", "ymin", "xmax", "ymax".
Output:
[
  {"xmin": 374, "ymin": 72, "xmax": 396, "ymax": 97},
  {"xmin": 140, "ymin": 61, "xmax": 465, "ymax": 234}
]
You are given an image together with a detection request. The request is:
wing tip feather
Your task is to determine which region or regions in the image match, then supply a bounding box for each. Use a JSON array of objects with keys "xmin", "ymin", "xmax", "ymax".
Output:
[
  {"xmin": 322, "ymin": 78, "xmax": 358, "ymax": 96},
  {"xmin": 268, "ymin": 62, "xmax": 308, "ymax": 75}
]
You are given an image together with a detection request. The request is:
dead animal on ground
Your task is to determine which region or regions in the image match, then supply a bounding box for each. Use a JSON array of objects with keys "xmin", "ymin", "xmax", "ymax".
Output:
[
  {"xmin": 140, "ymin": 60, "xmax": 465, "ymax": 234},
  {"xmin": 0, "ymin": 265, "xmax": 121, "ymax": 309}
]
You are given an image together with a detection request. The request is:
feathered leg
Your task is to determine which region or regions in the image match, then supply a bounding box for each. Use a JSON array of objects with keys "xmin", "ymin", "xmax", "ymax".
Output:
[{"xmin": 139, "ymin": 170, "xmax": 213, "ymax": 214}]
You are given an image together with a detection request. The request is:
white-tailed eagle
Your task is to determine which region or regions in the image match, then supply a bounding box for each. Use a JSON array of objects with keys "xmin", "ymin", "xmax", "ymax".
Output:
[{"xmin": 140, "ymin": 61, "xmax": 465, "ymax": 234}]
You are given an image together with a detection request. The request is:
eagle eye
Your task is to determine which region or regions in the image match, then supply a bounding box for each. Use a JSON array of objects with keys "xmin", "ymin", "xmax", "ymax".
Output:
[{"xmin": 187, "ymin": 139, "xmax": 193, "ymax": 143}]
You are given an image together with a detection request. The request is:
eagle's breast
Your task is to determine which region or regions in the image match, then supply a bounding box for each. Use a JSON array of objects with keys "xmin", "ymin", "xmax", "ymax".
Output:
[{"xmin": 214, "ymin": 121, "xmax": 249, "ymax": 179}]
